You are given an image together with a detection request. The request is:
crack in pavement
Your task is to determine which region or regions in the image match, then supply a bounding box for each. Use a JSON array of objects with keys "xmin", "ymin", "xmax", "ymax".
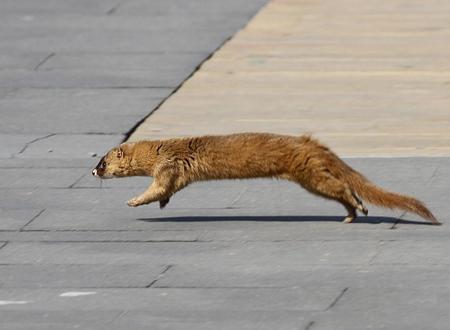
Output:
[
  {"xmin": 427, "ymin": 165, "xmax": 440, "ymax": 185},
  {"xmin": 16, "ymin": 134, "xmax": 55, "ymax": 155},
  {"xmin": 325, "ymin": 287, "xmax": 348, "ymax": 311},
  {"xmin": 108, "ymin": 310, "xmax": 128, "ymax": 325},
  {"xmin": 304, "ymin": 321, "xmax": 315, "ymax": 330},
  {"xmin": 106, "ymin": 2, "xmax": 122, "ymax": 15},
  {"xmin": 368, "ymin": 240, "xmax": 386, "ymax": 265},
  {"xmin": 0, "ymin": 241, "xmax": 8, "ymax": 250},
  {"xmin": 226, "ymin": 187, "xmax": 248, "ymax": 209},
  {"xmin": 34, "ymin": 52, "xmax": 55, "ymax": 71},
  {"xmin": 147, "ymin": 264, "xmax": 174, "ymax": 288}
]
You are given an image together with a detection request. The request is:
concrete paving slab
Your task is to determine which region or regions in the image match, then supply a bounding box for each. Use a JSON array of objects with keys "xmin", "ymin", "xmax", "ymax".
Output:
[
  {"xmin": 0, "ymin": 287, "xmax": 340, "ymax": 312},
  {"xmin": 0, "ymin": 188, "xmax": 140, "ymax": 210},
  {"xmin": 55, "ymin": 184, "xmax": 246, "ymax": 210},
  {"xmin": 0, "ymin": 311, "xmax": 120, "ymax": 330},
  {"xmin": 0, "ymin": 134, "xmax": 48, "ymax": 158},
  {"xmin": 154, "ymin": 263, "xmax": 450, "ymax": 290},
  {"xmin": 0, "ymin": 231, "xmax": 200, "ymax": 243},
  {"xmin": 0, "ymin": 31, "xmax": 239, "ymax": 53},
  {"xmin": 0, "ymin": 168, "xmax": 86, "ymax": 188},
  {"xmin": 130, "ymin": 0, "xmax": 450, "ymax": 157},
  {"xmin": 0, "ymin": 69, "xmax": 192, "ymax": 89},
  {"xmin": 0, "ymin": 0, "xmax": 118, "ymax": 15},
  {"xmin": 0, "ymin": 240, "xmax": 377, "ymax": 266},
  {"xmin": 313, "ymin": 286, "xmax": 450, "ymax": 330},
  {"xmin": 374, "ymin": 240, "xmax": 450, "ymax": 265},
  {"xmin": 112, "ymin": 310, "xmax": 312, "ymax": 330},
  {"xmin": 0, "ymin": 209, "xmax": 43, "ymax": 231},
  {"xmin": 119, "ymin": 0, "xmax": 269, "ymax": 15},
  {"xmin": 0, "ymin": 264, "xmax": 167, "ymax": 288},
  {"xmin": 0, "ymin": 88, "xmax": 171, "ymax": 134},
  {"xmin": 0, "ymin": 15, "xmax": 254, "ymax": 34},
  {"xmin": 16, "ymin": 134, "xmax": 123, "ymax": 159},
  {"xmin": 39, "ymin": 53, "xmax": 209, "ymax": 71},
  {"xmin": 0, "ymin": 52, "xmax": 47, "ymax": 70},
  {"xmin": 0, "ymin": 157, "xmax": 93, "ymax": 169}
]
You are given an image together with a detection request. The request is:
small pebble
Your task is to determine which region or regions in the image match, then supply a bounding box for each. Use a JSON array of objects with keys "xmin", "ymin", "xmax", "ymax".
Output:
[{"xmin": 90, "ymin": 152, "xmax": 97, "ymax": 157}]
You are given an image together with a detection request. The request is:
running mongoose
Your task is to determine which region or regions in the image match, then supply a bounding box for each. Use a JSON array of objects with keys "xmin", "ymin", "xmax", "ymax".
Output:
[{"xmin": 92, "ymin": 133, "xmax": 440, "ymax": 224}]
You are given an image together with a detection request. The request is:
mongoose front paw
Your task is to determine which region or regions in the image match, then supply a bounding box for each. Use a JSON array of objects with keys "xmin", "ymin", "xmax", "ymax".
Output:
[
  {"xmin": 127, "ymin": 198, "xmax": 144, "ymax": 207},
  {"xmin": 159, "ymin": 198, "xmax": 170, "ymax": 209}
]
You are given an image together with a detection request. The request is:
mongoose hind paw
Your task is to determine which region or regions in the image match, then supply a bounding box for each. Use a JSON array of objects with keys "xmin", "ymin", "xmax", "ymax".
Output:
[
  {"xmin": 357, "ymin": 203, "xmax": 369, "ymax": 216},
  {"xmin": 342, "ymin": 215, "xmax": 356, "ymax": 224}
]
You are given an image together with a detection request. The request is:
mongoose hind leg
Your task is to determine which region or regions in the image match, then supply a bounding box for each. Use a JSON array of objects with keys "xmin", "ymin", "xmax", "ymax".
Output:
[
  {"xmin": 300, "ymin": 174, "xmax": 367, "ymax": 223},
  {"xmin": 351, "ymin": 191, "xmax": 368, "ymax": 215},
  {"xmin": 342, "ymin": 202, "xmax": 357, "ymax": 224}
]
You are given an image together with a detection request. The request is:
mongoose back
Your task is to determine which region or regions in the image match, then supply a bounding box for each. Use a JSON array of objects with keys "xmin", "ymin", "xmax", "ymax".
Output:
[{"xmin": 92, "ymin": 132, "xmax": 440, "ymax": 225}]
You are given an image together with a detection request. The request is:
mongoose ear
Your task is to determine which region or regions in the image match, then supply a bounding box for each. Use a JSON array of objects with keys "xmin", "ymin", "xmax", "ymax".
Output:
[{"xmin": 117, "ymin": 147, "xmax": 124, "ymax": 158}]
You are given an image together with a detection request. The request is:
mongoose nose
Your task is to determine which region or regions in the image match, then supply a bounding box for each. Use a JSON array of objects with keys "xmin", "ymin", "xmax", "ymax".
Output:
[{"xmin": 92, "ymin": 169, "xmax": 97, "ymax": 177}]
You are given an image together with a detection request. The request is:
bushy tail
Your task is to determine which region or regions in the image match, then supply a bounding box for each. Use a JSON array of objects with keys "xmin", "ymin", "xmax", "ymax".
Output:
[{"xmin": 347, "ymin": 172, "xmax": 440, "ymax": 225}]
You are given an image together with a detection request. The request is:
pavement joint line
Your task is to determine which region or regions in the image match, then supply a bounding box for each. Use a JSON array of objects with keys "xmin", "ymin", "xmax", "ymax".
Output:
[
  {"xmin": 82, "ymin": 132, "xmax": 125, "ymax": 136},
  {"xmin": 8, "ymin": 229, "xmax": 153, "ymax": 232},
  {"xmin": 33, "ymin": 52, "xmax": 55, "ymax": 71},
  {"xmin": 146, "ymin": 264, "xmax": 174, "ymax": 288},
  {"xmin": 325, "ymin": 287, "xmax": 349, "ymax": 311},
  {"xmin": 150, "ymin": 285, "xmax": 308, "ymax": 289},
  {"xmin": 33, "ymin": 132, "xmax": 124, "ymax": 136},
  {"xmin": 15, "ymin": 134, "xmax": 55, "ymax": 155},
  {"xmin": 36, "ymin": 240, "xmax": 201, "ymax": 243},
  {"xmin": 20, "ymin": 209, "xmax": 46, "ymax": 231},
  {"xmin": 390, "ymin": 211, "xmax": 407, "ymax": 230},
  {"xmin": 9, "ymin": 86, "xmax": 177, "ymax": 90},
  {"xmin": 304, "ymin": 321, "xmax": 315, "ymax": 330},
  {"xmin": 68, "ymin": 173, "xmax": 87, "ymax": 189},
  {"xmin": 46, "ymin": 50, "xmax": 211, "ymax": 55}
]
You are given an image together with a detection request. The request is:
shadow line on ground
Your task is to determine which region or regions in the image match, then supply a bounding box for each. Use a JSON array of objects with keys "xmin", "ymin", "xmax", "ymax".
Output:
[{"xmin": 136, "ymin": 215, "xmax": 434, "ymax": 225}]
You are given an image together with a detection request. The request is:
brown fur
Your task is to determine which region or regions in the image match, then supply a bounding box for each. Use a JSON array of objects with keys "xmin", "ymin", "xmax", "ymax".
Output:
[{"xmin": 92, "ymin": 132, "xmax": 440, "ymax": 225}]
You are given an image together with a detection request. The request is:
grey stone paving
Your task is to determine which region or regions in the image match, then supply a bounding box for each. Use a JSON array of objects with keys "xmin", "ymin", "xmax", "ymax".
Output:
[{"xmin": 0, "ymin": 0, "xmax": 449, "ymax": 329}]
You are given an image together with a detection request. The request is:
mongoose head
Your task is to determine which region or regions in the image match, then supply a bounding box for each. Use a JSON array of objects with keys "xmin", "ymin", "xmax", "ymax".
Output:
[{"xmin": 92, "ymin": 145, "xmax": 133, "ymax": 179}]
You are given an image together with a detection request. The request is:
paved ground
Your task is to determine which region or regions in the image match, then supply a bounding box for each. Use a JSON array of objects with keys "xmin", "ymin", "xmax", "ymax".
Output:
[
  {"xmin": 1, "ymin": 0, "xmax": 449, "ymax": 330},
  {"xmin": 131, "ymin": 0, "xmax": 450, "ymax": 157}
]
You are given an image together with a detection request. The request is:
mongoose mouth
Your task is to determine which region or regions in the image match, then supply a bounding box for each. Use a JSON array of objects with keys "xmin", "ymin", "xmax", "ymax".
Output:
[{"xmin": 91, "ymin": 168, "xmax": 114, "ymax": 179}]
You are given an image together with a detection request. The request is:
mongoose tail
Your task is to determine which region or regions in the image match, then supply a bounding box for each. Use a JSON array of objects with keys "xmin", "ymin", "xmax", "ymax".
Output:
[{"xmin": 347, "ymin": 172, "xmax": 440, "ymax": 225}]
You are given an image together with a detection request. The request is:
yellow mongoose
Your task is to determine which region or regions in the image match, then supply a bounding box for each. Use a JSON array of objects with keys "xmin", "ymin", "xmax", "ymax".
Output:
[{"xmin": 92, "ymin": 133, "xmax": 439, "ymax": 224}]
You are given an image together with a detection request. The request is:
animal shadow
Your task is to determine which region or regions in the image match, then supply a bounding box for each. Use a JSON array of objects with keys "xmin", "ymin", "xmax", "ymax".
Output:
[{"xmin": 137, "ymin": 215, "xmax": 434, "ymax": 225}]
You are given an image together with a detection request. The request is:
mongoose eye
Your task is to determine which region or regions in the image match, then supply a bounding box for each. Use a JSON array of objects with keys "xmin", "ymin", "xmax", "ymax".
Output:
[{"xmin": 101, "ymin": 161, "xmax": 106, "ymax": 169}]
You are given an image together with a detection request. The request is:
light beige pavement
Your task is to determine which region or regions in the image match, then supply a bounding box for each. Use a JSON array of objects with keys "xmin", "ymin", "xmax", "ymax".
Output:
[{"xmin": 130, "ymin": 0, "xmax": 450, "ymax": 157}]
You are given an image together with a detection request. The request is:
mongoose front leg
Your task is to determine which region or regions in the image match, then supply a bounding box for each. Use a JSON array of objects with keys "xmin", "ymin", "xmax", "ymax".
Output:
[
  {"xmin": 159, "ymin": 198, "xmax": 170, "ymax": 209},
  {"xmin": 127, "ymin": 181, "xmax": 171, "ymax": 207},
  {"xmin": 127, "ymin": 169, "xmax": 177, "ymax": 207}
]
